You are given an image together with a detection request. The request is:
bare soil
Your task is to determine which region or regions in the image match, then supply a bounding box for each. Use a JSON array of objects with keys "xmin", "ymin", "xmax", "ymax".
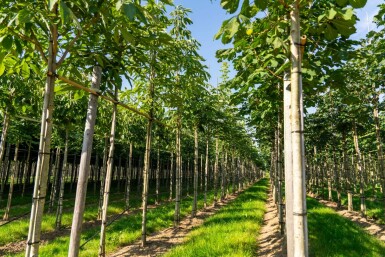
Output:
[{"xmin": 256, "ymin": 190, "xmax": 286, "ymax": 257}]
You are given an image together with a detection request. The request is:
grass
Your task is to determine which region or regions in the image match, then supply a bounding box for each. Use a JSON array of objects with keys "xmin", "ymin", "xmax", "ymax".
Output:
[
  {"xmin": 307, "ymin": 197, "xmax": 385, "ymax": 257},
  {"xmin": 8, "ymin": 185, "xmax": 218, "ymax": 257},
  {"xmin": 163, "ymin": 178, "xmax": 268, "ymax": 257},
  {"xmin": 0, "ymin": 184, "xmax": 144, "ymax": 246},
  {"xmin": 312, "ymin": 185, "xmax": 385, "ymax": 224}
]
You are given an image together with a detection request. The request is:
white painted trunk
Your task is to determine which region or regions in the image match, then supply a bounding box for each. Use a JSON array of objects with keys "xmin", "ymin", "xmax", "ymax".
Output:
[
  {"xmin": 25, "ymin": 24, "xmax": 57, "ymax": 256},
  {"xmin": 290, "ymin": 1, "xmax": 308, "ymax": 256},
  {"xmin": 283, "ymin": 70, "xmax": 294, "ymax": 257},
  {"xmin": 68, "ymin": 66, "xmax": 102, "ymax": 257},
  {"xmin": 192, "ymin": 127, "xmax": 198, "ymax": 216}
]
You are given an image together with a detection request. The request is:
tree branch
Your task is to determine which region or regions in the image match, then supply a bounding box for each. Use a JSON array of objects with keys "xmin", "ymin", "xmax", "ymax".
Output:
[{"xmin": 7, "ymin": 27, "xmax": 48, "ymax": 63}]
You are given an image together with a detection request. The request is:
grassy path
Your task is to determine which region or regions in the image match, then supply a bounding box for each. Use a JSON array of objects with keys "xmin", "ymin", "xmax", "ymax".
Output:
[
  {"xmin": 308, "ymin": 197, "xmax": 385, "ymax": 257},
  {"xmin": 163, "ymin": 178, "xmax": 268, "ymax": 257}
]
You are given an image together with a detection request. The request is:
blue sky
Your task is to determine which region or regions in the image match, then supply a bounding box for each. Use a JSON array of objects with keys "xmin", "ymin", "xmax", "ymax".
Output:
[{"xmin": 172, "ymin": 0, "xmax": 383, "ymax": 85}]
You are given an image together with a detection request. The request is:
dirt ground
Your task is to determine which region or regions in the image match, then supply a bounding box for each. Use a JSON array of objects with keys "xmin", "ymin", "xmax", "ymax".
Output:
[{"xmin": 256, "ymin": 190, "xmax": 286, "ymax": 257}]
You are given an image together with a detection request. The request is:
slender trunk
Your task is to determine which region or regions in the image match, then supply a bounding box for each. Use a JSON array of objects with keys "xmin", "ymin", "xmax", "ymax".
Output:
[
  {"xmin": 98, "ymin": 136, "xmax": 109, "ymax": 220},
  {"xmin": 22, "ymin": 143, "xmax": 32, "ymax": 197},
  {"xmin": 283, "ymin": 70, "xmax": 294, "ymax": 257},
  {"xmin": 174, "ymin": 114, "xmax": 181, "ymax": 227},
  {"xmin": 353, "ymin": 121, "xmax": 366, "ymax": 216},
  {"xmin": 99, "ymin": 88, "xmax": 118, "ymax": 257},
  {"xmin": 125, "ymin": 143, "xmax": 133, "ymax": 210},
  {"xmin": 140, "ymin": 119, "xmax": 153, "ymax": 246},
  {"xmin": 68, "ymin": 66, "xmax": 102, "ymax": 257},
  {"xmin": 56, "ymin": 127, "xmax": 69, "ymax": 230},
  {"xmin": 25, "ymin": 18, "xmax": 58, "ymax": 256},
  {"xmin": 277, "ymin": 117, "xmax": 284, "ymax": 235},
  {"xmin": 169, "ymin": 152, "xmax": 174, "ymax": 201},
  {"xmin": 3, "ymin": 142, "xmax": 19, "ymax": 220},
  {"xmin": 0, "ymin": 110, "xmax": 10, "ymax": 194},
  {"xmin": 204, "ymin": 137, "xmax": 209, "ymax": 208},
  {"xmin": 156, "ymin": 147, "xmax": 160, "ymax": 205},
  {"xmin": 192, "ymin": 126, "xmax": 198, "ymax": 216},
  {"xmin": 49, "ymin": 148, "xmax": 61, "ymax": 213},
  {"xmin": 221, "ymin": 151, "xmax": 227, "ymax": 201},
  {"xmin": 373, "ymin": 92, "xmax": 385, "ymax": 210},
  {"xmin": 214, "ymin": 138, "xmax": 219, "ymax": 204},
  {"xmin": 290, "ymin": 1, "xmax": 308, "ymax": 255}
]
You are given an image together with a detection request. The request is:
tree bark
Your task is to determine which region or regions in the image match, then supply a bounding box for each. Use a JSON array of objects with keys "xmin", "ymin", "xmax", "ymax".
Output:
[
  {"xmin": 290, "ymin": 1, "xmax": 308, "ymax": 255},
  {"xmin": 56, "ymin": 127, "xmax": 69, "ymax": 230},
  {"xmin": 283, "ymin": 70, "xmax": 294, "ymax": 257},
  {"xmin": 192, "ymin": 126, "xmax": 198, "ymax": 216},
  {"xmin": 353, "ymin": 121, "xmax": 366, "ymax": 216},
  {"xmin": 204, "ymin": 137, "xmax": 209, "ymax": 208},
  {"xmin": 125, "ymin": 143, "xmax": 133, "ymax": 210},
  {"xmin": 99, "ymin": 87, "xmax": 118, "ymax": 257},
  {"xmin": 25, "ymin": 19, "xmax": 58, "ymax": 257},
  {"xmin": 174, "ymin": 114, "xmax": 181, "ymax": 227},
  {"xmin": 3, "ymin": 142, "xmax": 19, "ymax": 220},
  {"xmin": 68, "ymin": 66, "xmax": 102, "ymax": 257},
  {"xmin": 98, "ymin": 136, "xmax": 109, "ymax": 220}
]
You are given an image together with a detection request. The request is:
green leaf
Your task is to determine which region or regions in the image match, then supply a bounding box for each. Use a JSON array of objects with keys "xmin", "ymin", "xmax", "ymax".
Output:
[
  {"xmin": 95, "ymin": 54, "xmax": 104, "ymax": 67},
  {"xmin": 21, "ymin": 61, "xmax": 30, "ymax": 79},
  {"xmin": 1, "ymin": 35, "xmax": 13, "ymax": 50},
  {"xmin": 17, "ymin": 9, "xmax": 31, "ymax": 24},
  {"xmin": 123, "ymin": 3, "xmax": 136, "ymax": 21},
  {"xmin": 327, "ymin": 8, "xmax": 337, "ymax": 20},
  {"xmin": 221, "ymin": 0, "xmax": 240, "ymax": 14},
  {"xmin": 349, "ymin": 0, "xmax": 367, "ymax": 8},
  {"xmin": 225, "ymin": 17, "xmax": 240, "ymax": 39},
  {"xmin": 0, "ymin": 62, "xmax": 5, "ymax": 76},
  {"xmin": 49, "ymin": 0, "xmax": 59, "ymax": 11},
  {"xmin": 255, "ymin": 0, "xmax": 268, "ymax": 10},
  {"xmin": 272, "ymin": 37, "xmax": 282, "ymax": 49},
  {"xmin": 59, "ymin": 1, "xmax": 71, "ymax": 25},
  {"xmin": 332, "ymin": 19, "xmax": 356, "ymax": 37},
  {"xmin": 325, "ymin": 24, "xmax": 338, "ymax": 40},
  {"xmin": 336, "ymin": 0, "xmax": 349, "ymax": 7},
  {"xmin": 343, "ymin": 8, "xmax": 354, "ymax": 20}
]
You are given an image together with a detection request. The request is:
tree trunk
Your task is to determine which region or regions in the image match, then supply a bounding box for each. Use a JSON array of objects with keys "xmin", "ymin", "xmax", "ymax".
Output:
[
  {"xmin": 98, "ymin": 136, "xmax": 109, "ymax": 220},
  {"xmin": 169, "ymin": 152, "xmax": 174, "ymax": 201},
  {"xmin": 373, "ymin": 92, "xmax": 385, "ymax": 210},
  {"xmin": 125, "ymin": 143, "xmax": 133, "ymax": 210},
  {"xmin": 174, "ymin": 115, "xmax": 181, "ymax": 227},
  {"xmin": 49, "ymin": 148, "xmax": 61, "ymax": 213},
  {"xmin": 290, "ymin": 1, "xmax": 308, "ymax": 255},
  {"xmin": 22, "ymin": 143, "xmax": 31, "ymax": 197},
  {"xmin": 156, "ymin": 147, "xmax": 160, "ymax": 205},
  {"xmin": 192, "ymin": 126, "xmax": 198, "ymax": 216},
  {"xmin": 283, "ymin": 70, "xmax": 294, "ymax": 257},
  {"xmin": 204, "ymin": 137, "xmax": 209, "ymax": 208},
  {"xmin": 99, "ymin": 87, "xmax": 118, "ymax": 257},
  {"xmin": 25, "ymin": 19, "xmax": 58, "ymax": 256},
  {"xmin": 353, "ymin": 121, "xmax": 366, "ymax": 216},
  {"xmin": 3, "ymin": 142, "xmax": 19, "ymax": 220},
  {"xmin": 214, "ymin": 138, "xmax": 219, "ymax": 204},
  {"xmin": 68, "ymin": 66, "xmax": 102, "ymax": 257},
  {"xmin": 56, "ymin": 127, "xmax": 69, "ymax": 230},
  {"xmin": 0, "ymin": 110, "xmax": 10, "ymax": 196}
]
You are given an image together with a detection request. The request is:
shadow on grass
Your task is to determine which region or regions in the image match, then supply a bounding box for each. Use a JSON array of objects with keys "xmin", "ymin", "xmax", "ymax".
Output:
[
  {"xmin": 307, "ymin": 197, "xmax": 385, "ymax": 257},
  {"xmin": 163, "ymin": 178, "xmax": 269, "ymax": 257}
]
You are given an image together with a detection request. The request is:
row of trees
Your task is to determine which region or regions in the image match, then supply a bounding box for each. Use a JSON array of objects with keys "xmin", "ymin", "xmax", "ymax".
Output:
[
  {"xmin": 216, "ymin": 0, "xmax": 371, "ymax": 256},
  {"xmin": 0, "ymin": 1, "xmax": 265, "ymax": 256}
]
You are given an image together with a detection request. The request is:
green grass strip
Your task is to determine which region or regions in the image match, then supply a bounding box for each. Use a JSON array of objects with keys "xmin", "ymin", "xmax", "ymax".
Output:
[
  {"xmin": 8, "ymin": 188, "xmax": 217, "ymax": 256},
  {"xmin": 163, "ymin": 178, "xmax": 268, "ymax": 257},
  {"xmin": 307, "ymin": 197, "xmax": 385, "ymax": 257}
]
